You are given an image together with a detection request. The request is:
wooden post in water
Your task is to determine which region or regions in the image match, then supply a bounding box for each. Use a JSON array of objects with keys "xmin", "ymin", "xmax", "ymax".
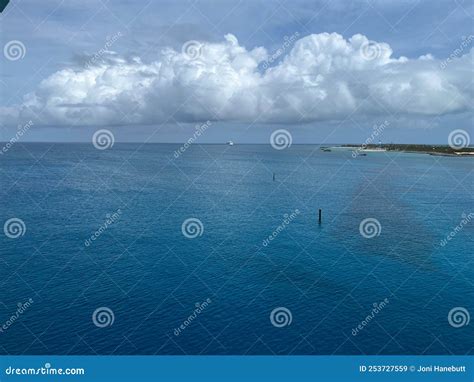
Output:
[
  {"xmin": 318, "ymin": 209, "xmax": 322, "ymax": 224},
  {"xmin": 273, "ymin": 173, "xmax": 275, "ymax": 182}
]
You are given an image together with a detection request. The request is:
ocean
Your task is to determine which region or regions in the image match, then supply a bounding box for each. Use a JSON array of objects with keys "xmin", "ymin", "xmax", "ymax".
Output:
[{"xmin": 0, "ymin": 143, "xmax": 472, "ymax": 355}]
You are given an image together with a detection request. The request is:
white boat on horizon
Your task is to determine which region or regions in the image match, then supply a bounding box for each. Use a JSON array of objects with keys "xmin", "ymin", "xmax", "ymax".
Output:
[{"xmin": 227, "ymin": 141, "xmax": 234, "ymax": 146}]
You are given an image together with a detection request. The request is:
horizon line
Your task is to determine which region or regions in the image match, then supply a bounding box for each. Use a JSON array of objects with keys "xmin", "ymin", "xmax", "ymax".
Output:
[{"xmin": 0, "ymin": 142, "xmax": 461, "ymax": 146}]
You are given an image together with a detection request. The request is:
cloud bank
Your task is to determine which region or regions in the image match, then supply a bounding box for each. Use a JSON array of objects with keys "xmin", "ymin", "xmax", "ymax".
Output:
[{"xmin": 7, "ymin": 32, "xmax": 474, "ymax": 127}]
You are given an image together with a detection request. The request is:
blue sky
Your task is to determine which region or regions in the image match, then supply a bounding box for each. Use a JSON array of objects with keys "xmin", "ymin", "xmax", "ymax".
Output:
[{"xmin": 0, "ymin": 0, "xmax": 473, "ymax": 143}]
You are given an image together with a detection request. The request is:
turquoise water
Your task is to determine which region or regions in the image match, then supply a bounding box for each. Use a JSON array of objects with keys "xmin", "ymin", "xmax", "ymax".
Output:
[{"xmin": 0, "ymin": 143, "xmax": 472, "ymax": 355}]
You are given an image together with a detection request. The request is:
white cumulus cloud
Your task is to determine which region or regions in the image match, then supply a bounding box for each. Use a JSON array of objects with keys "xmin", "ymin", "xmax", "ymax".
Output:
[{"xmin": 7, "ymin": 32, "xmax": 474, "ymax": 127}]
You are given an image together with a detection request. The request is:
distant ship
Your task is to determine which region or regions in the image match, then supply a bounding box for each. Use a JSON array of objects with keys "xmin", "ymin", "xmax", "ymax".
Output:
[{"xmin": 227, "ymin": 141, "xmax": 234, "ymax": 146}]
